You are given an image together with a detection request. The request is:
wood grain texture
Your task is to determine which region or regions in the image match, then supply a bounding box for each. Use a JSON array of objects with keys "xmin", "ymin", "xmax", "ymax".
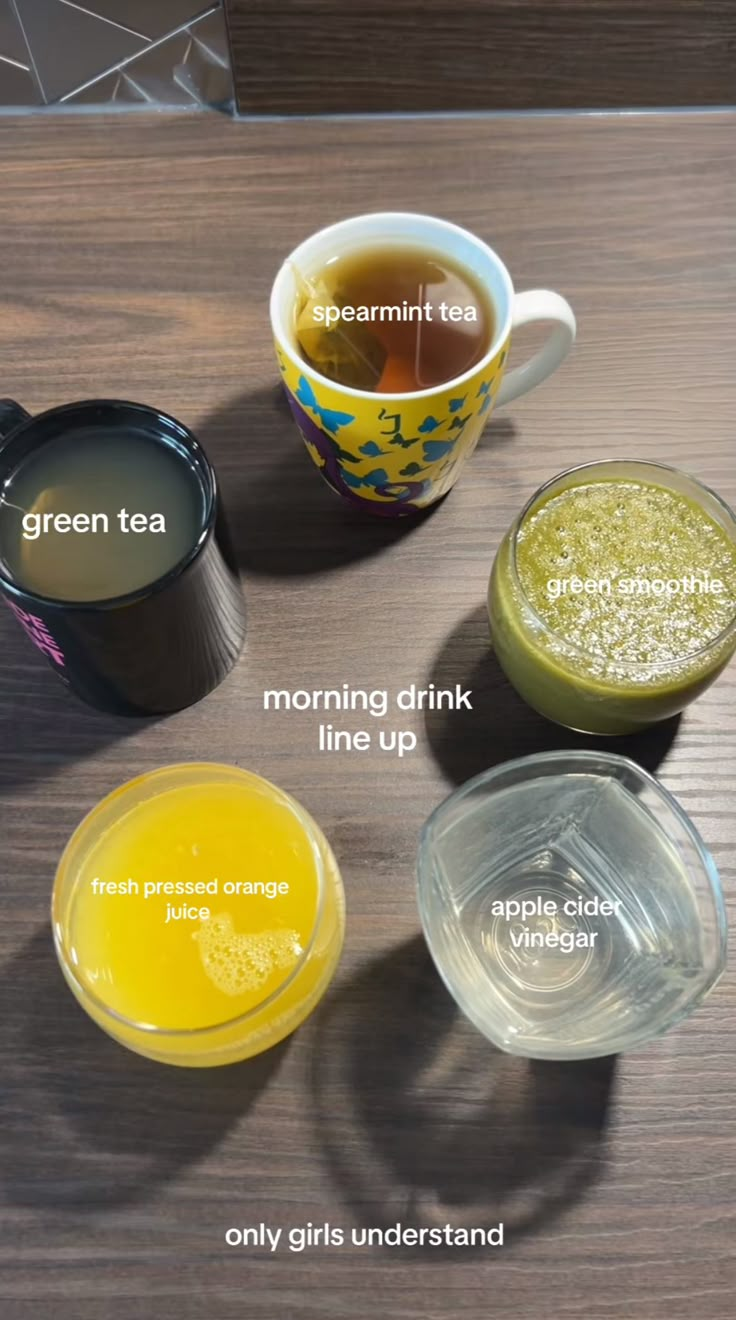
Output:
[
  {"xmin": 226, "ymin": 0, "xmax": 736, "ymax": 114},
  {"xmin": 0, "ymin": 112, "xmax": 735, "ymax": 1320}
]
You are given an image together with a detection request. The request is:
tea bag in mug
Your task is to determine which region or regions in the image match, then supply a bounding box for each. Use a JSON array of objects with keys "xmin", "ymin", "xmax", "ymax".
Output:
[{"xmin": 291, "ymin": 261, "xmax": 386, "ymax": 391}]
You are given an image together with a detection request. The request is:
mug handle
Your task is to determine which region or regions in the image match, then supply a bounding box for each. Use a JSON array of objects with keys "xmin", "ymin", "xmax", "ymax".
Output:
[
  {"xmin": 494, "ymin": 291, "xmax": 576, "ymax": 408},
  {"xmin": 0, "ymin": 399, "xmax": 30, "ymax": 443}
]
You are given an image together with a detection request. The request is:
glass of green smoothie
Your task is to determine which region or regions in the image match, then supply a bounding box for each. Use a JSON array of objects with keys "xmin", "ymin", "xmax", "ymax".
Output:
[{"xmin": 488, "ymin": 460, "xmax": 736, "ymax": 735}]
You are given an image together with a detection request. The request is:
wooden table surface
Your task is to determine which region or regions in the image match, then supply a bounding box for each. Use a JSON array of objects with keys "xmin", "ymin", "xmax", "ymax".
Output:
[{"xmin": 0, "ymin": 112, "xmax": 734, "ymax": 1320}]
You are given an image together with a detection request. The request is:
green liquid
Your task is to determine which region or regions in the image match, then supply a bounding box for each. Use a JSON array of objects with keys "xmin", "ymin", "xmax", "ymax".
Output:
[
  {"xmin": 518, "ymin": 481, "xmax": 736, "ymax": 664},
  {"xmin": 489, "ymin": 474, "xmax": 736, "ymax": 734}
]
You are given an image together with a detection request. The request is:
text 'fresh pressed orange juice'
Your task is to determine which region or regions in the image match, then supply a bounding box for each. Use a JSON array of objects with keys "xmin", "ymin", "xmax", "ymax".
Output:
[{"xmin": 52, "ymin": 764, "xmax": 345, "ymax": 1066}]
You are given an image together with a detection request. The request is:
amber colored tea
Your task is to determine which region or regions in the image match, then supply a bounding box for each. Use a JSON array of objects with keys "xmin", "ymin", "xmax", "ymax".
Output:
[{"xmin": 293, "ymin": 243, "xmax": 494, "ymax": 393}]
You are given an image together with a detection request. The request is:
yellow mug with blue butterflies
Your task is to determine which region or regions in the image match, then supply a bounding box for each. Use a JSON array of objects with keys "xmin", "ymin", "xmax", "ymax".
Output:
[{"xmin": 270, "ymin": 213, "xmax": 576, "ymax": 517}]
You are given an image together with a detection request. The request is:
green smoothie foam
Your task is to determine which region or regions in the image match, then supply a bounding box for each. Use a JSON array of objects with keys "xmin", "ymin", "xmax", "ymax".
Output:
[{"xmin": 516, "ymin": 480, "xmax": 736, "ymax": 667}]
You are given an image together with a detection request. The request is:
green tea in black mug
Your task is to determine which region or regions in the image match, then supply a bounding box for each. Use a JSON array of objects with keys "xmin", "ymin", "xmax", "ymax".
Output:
[
  {"xmin": 0, "ymin": 399, "xmax": 246, "ymax": 715},
  {"xmin": 0, "ymin": 424, "xmax": 204, "ymax": 601}
]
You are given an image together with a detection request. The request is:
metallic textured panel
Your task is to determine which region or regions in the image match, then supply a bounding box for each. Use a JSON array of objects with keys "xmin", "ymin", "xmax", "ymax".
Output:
[
  {"xmin": 69, "ymin": 69, "xmax": 149, "ymax": 103},
  {"xmin": 15, "ymin": 0, "xmax": 147, "ymax": 101},
  {"xmin": 0, "ymin": 56, "xmax": 37, "ymax": 103},
  {"xmin": 63, "ymin": 5, "xmax": 233, "ymax": 108},
  {"xmin": 189, "ymin": 7, "xmax": 229, "ymax": 65},
  {"xmin": 0, "ymin": 0, "xmax": 30, "ymax": 66},
  {"xmin": 58, "ymin": 68, "xmax": 119, "ymax": 102},
  {"xmin": 0, "ymin": 0, "xmax": 231, "ymax": 107},
  {"xmin": 177, "ymin": 11, "xmax": 232, "ymax": 107},
  {"xmin": 112, "ymin": 33, "xmax": 198, "ymax": 105},
  {"xmin": 111, "ymin": 73, "xmax": 149, "ymax": 104},
  {"xmin": 59, "ymin": 0, "xmax": 215, "ymax": 42},
  {"xmin": 175, "ymin": 58, "xmax": 228, "ymax": 108}
]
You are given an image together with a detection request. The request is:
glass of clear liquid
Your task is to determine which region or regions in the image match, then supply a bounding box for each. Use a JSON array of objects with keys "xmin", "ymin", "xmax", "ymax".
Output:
[{"xmin": 417, "ymin": 751, "xmax": 726, "ymax": 1060}]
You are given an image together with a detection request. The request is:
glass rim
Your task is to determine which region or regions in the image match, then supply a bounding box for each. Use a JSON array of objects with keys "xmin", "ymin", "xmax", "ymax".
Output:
[
  {"xmin": 270, "ymin": 210, "xmax": 513, "ymax": 402},
  {"xmin": 417, "ymin": 749, "xmax": 727, "ymax": 1059},
  {"xmin": 52, "ymin": 762, "xmax": 329, "ymax": 1038},
  {"xmin": 419, "ymin": 748, "xmax": 727, "ymax": 941},
  {"xmin": 508, "ymin": 459, "xmax": 736, "ymax": 672},
  {"xmin": 0, "ymin": 400, "xmax": 216, "ymax": 613}
]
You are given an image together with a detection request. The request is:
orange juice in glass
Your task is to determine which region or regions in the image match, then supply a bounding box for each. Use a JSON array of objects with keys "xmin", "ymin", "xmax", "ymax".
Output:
[{"xmin": 52, "ymin": 764, "xmax": 345, "ymax": 1066}]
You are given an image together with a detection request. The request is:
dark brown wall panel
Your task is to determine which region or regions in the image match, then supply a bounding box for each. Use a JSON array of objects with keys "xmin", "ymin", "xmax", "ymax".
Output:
[{"xmin": 225, "ymin": 0, "xmax": 736, "ymax": 114}]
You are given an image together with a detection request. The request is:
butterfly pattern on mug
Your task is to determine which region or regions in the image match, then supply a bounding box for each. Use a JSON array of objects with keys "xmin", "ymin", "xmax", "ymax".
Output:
[
  {"xmin": 295, "ymin": 376, "xmax": 356, "ymax": 436},
  {"xmin": 277, "ymin": 338, "xmax": 509, "ymax": 515}
]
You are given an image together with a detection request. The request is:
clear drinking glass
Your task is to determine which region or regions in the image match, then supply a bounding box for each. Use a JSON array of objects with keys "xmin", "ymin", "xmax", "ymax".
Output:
[{"xmin": 417, "ymin": 751, "xmax": 726, "ymax": 1061}]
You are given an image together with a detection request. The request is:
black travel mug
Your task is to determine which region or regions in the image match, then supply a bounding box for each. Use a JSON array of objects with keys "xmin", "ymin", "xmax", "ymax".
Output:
[{"xmin": 0, "ymin": 399, "xmax": 246, "ymax": 715}]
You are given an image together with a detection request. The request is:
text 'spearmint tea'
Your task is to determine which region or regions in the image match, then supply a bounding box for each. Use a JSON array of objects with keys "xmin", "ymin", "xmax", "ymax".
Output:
[
  {"xmin": 489, "ymin": 461, "xmax": 736, "ymax": 734},
  {"xmin": 0, "ymin": 426, "xmax": 203, "ymax": 602},
  {"xmin": 52, "ymin": 765, "xmax": 345, "ymax": 1066},
  {"xmin": 292, "ymin": 243, "xmax": 495, "ymax": 393}
]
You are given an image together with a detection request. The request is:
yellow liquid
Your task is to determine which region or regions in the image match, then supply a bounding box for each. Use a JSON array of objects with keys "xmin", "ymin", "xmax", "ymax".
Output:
[{"xmin": 53, "ymin": 765, "xmax": 345, "ymax": 1066}]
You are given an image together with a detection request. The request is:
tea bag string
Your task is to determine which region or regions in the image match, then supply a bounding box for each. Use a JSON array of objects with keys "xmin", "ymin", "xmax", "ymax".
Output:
[
  {"xmin": 290, "ymin": 259, "xmax": 318, "ymax": 302},
  {"xmin": 0, "ymin": 488, "xmax": 26, "ymax": 515},
  {"xmin": 414, "ymin": 281, "xmax": 430, "ymax": 390}
]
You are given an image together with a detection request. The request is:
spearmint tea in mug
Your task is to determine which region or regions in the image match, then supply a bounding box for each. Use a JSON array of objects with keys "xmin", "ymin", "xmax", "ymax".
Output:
[
  {"xmin": 292, "ymin": 243, "xmax": 495, "ymax": 393},
  {"xmin": 272, "ymin": 211, "xmax": 576, "ymax": 515},
  {"xmin": 0, "ymin": 426, "xmax": 203, "ymax": 602}
]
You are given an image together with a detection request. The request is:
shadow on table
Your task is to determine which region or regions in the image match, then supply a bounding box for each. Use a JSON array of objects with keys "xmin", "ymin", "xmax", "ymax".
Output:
[
  {"xmin": 311, "ymin": 936, "xmax": 616, "ymax": 1254},
  {"xmin": 0, "ymin": 927, "xmax": 289, "ymax": 1211},
  {"xmin": 198, "ymin": 388, "xmax": 516, "ymax": 579},
  {"xmin": 0, "ymin": 621, "xmax": 161, "ymax": 799},
  {"xmin": 425, "ymin": 605, "xmax": 681, "ymax": 785}
]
